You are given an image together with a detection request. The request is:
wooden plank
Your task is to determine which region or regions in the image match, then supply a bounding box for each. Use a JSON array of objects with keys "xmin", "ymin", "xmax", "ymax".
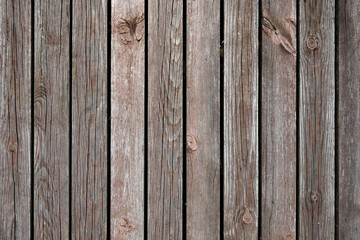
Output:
[
  {"xmin": 224, "ymin": 0, "xmax": 258, "ymax": 239},
  {"xmin": 299, "ymin": 0, "xmax": 335, "ymax": 238},
  {"xmin": 111, "ymin": 0, "xmax": 144, "ymax": 238},
  {"xmin": 34, "ymin": 0, "xmax": 70, "ymax": 238},
  {"xmin": 148, "ymin": 0, "xmax": 183, "ymax": 239},
  {"xmin": 0, "ymin": 0, "xmax": 31, "ymax": 238},
  {"xmin": 71, "ymin": 0, "xmax": 107, "ymax": 239},
  {"xmin": 338, "ymin": 0, "xmax": 360, "ymax": 238},
  {"xmin": 186, "ymin": 0, "xmax": 220, "ymax": 239},
  {"xmin": 261, "ymin": 0, "xmax": 297, "ymax": 239}
]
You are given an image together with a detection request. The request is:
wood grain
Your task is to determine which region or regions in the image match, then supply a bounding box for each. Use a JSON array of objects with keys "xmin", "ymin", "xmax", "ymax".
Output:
[
  {"xmin": 111, "ymin": 0, "xmax": 144, "ymax": 239},
  {"xmin": 261, "ymin": 0, "xmax": 297, "ymax": 239},
  {"xmin": 299, "ymin": 0, "xmax": 335, "ymax": 238},
  {"xmin": 186, "ymin": 0, "xmax": 220, "ymax": 239},
  {"xmin": 34, "ymin": 0, "xmax": 70, "ymax": 238},
  {"xmin": 0, "ymin": 0, "xmax": 31, "ymax": 238},
  {"xmin": 72, "ymin": 0, "xmax": 108, "ymax": 239},
  {"xmin": 338, "ymin": 0, "xmax": 360, "ymax": 238},
  {"xmin": 148, "ymin": 0, "xmax": 183, "ymax": 239},
  {"xmin": 224, "ymin": 0, "xmax": 258, "ymax": 239}
]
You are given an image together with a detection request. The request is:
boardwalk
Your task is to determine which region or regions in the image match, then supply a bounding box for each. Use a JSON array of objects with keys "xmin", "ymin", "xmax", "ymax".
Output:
[{"xmin": 0, "ymin": 0, "xmax": 358, "ymax": 239}]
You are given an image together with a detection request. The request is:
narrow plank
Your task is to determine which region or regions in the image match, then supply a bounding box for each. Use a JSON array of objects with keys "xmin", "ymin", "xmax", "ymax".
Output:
[
  {"xmin": 148, "ymin": 0, "xmax": 183, "ymax": 239},
  {"xmin": 261, "ymin": 0, "xmax": 297, "ymax": 239},
  {"xmin": 0, "ymin": 0, "xmax": 31, "ymax": 238},
  {"xmin": 224, "ymin": 0, "xmax": 258, "ymax": 239},
  {"xmin": 72, "ymin": 0, "xmax": 108, "ymax": 239},
  {"xmin": 34, "ymin": 0, "xmax": 70, "ymax": 238},
  {"xmin": 111, "ymin": 0, "xmax": 144, "ymax": 238},
  {"xmin": 338, "ymin": 0, "xmax": 360, "ymax": 238},
  {"xmin": 299, "ymin": 0, "xmax": 335, "ymax": 238},
  {"xmin": 186, "ymin": 0, "xmax": 220, "ymax": 239}
]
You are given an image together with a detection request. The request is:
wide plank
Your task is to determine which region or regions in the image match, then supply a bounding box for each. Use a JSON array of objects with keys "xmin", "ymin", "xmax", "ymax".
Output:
[
  {"xmin": 338, "ymin": 0, "xmax": 360, "ymax": 238},
  {"xmin": 224, "ymin": 0, "xmax": 258, "ymax": 239},
  {"xmin": 261, "ymin": 1, "xmax": 297, "ymax": 239},
  {"xmin": 186, "ymin": 0, "xmax": 220, "ymax": 239},
  {"xmin": 0, "ymin": 0, "xmax": 31, "ymax": 238},
  {"xmin": 299, "ymin": 0, "xmax": 335, "ymax": 238},
  {"xmin": 148, "ymin": 0, "xmax": 183, "ymax": 239},
  {"xmin": 71, "ymin": 0, "xmax": 108, "ymax": 239},
  {"xmin": 111, "ymin": 0, "xmax": 145, "ymax": 238},
  {"xmin": 34, "ymin": 0, "xmax": 70, "ymax": 238}
]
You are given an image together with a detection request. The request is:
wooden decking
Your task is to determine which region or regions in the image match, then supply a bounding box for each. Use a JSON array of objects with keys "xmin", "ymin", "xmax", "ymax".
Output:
[{"xmin": 0, "ymin": 0, "xmax": 359, "ymax": 239}]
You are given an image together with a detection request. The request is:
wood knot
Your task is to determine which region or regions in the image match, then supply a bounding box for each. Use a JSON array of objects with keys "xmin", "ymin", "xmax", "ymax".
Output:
[
  {"xmin": 242, "ymin": 208, "xmax": 253, "ymax": 224},
  {"xmin": 119, "ymin": 217, "xmax": 134, "ymax": 233},
  {"xmin": 285, "ymin": 234, "xmax": 296, "ymax": 240},
  {"xmin": 309, "ymin": 191, "xmax": 321, "ymax": 205},
  {"xmin": 186, "ymin": 134, "xmax": 197, "ymax": 151},
  {"xmin": 306, "ymin": 35, "xmax": 320, "ymax": 50},
  {"xmin": 114, "ymin": 13, "xmax": 144, "ymax": 45},
  {"xmin": 8, "ymin": 141, "xmax": 17, "ymax": 153},
  {"xmin": 261, "ymin": 16, "xmax": 296, "ymax": 55}
]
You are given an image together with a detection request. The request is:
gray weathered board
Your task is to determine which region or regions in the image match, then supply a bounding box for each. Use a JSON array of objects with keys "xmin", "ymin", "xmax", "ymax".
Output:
[{"xmin": 0, "ymin": 0, "xmax": 359, "ymax": 239}]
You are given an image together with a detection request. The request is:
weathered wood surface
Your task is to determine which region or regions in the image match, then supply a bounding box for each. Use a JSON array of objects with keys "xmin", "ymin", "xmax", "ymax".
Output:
[
  {"xmin": 261, "ymin": 1, "xmax": 297, "ymax": 239},
  {"xmin": 72, "ymin": 0, "xmax": 108, "ymax": 239},
  {"xmin": 111, "ymin": 0, "xmax": 144, "ymax": 239},
  {"xmin": 0, "ymin": 0, "xmax": 31, "ymax": 238},
  {"xmin": 224, "ymin": 0, "xmax": 258, "ymax": 239},
  {"xmin": 338, "ymin": 0, "xmax": 360, "ymax": 238},
  {"xmin": 148, "ymin": 0, "xmax": 183, "ymax": 239},
  {"xmin": 34, "ymin": 0, "xmax": 70, "ymax": 238},
  {"xmin": 186, "ymin": 0, "xmax": 220, "ymax": 239},
  {"xmin": 299, "ymin": 0, "xmax": 335, "ymax": 238}
]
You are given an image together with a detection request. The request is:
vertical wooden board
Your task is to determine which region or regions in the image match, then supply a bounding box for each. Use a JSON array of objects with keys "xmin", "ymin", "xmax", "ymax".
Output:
[
  {"xmin": 148, "ymin": 0, "xmax": 183, "ymax": 239},
  {"xmin": 299, "ymin": 0, "xmax": 335, "ymax": 238},
  {"xmin": 224, "ymin": 0, "xmax": 258, "ymax": 239},
  {"xmin": 261, "ymin": 0, "xmax": 296, "ymax": 239},
  {"xmin": 34, "ymin": 0, "xmax": 70, "ymax": 239},
  {"xmin": 111, "ymin": 0, "xmax": 144, "ymax": 238},
  {"xmin": 338, "ymin": 0, "xmax": 360, "ymax": 238},
  {"xmin": 186, "ymin": 0, "xmax": 220, "ymax": 239},
  {"xmin": 72, "ymin": 0, "xmax": 107, "ymax": 239},
  {"xmin": 0, "ymin": 0, "xmax": 31, "ymax": 238}
]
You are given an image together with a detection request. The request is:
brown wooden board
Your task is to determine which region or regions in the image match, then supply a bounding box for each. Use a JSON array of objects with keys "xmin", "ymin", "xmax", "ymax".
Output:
[
  {"xmin": 261, "ymin": 1, "xmax": 297, "ymax": 239},
  {"xmin": 186, "ymin": 0, "xmax": 220, "ymax": 239},
  {"xmin": 0, "ymin": 0, "xmax": 31, "ymax": 238},
  {"xmin": 148, "ymin": 0, "xmax": 183, "ymax": 239},
  {"xmin": 34, "ymin": 0, "xmax": 70, "ymax": 238},
  {"xmin": 338, "ymin": 0, "xmax": 360, "ymax": 238},
  {"xmin": 111, "ymin": 0, "xmax": 145, "ymax": 238},
  {"xmin": 71, "ymin": 0, "xmax": 108, "ymax": 239},
  {"xmin": 224, "ymin": 0, "xmax": 258, "ymax": 239},
  {"xmin": 299, "ymin": 0, "xmax": 335, "ymax": 238}
]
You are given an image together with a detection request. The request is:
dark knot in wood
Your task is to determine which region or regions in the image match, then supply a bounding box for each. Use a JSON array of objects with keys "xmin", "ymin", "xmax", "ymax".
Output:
[
  {"xmin": 310, "ymin": 191, "xmax": 321, "ymax": 205},
  {"xmin": 242, "ymin": 208, "xmax": 253, "ymax": 224},
  {"xmin": 114, "ymin": 13, "xmax": 144, "ymax": 45},
  {"xmin": 186, "ymin": 134, "xmax": 197, "ymax": 151},
  {"xmin": 306, "ymin": 35, "xmax": 320, "ymax": 50},
  {"xmin": 8, "ymin": 141, "xmax": 17, "ymax": 153},
  {"xmin": 285, "ymin": 234, "xmax": 296, "ymax": 240}
]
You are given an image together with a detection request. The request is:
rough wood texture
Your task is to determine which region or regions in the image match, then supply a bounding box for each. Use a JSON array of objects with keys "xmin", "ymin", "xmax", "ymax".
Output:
[
  {"xmin": 261, "ymin": 0, "xmax": 297, "ymax": 239},
  {"xmin": 0, "ymin": 0, "xmax": 31, "ymax": 238},
  {"xmin": 186, "ymin": 0, "xmax": 220, "ymax": 239},
  {"xmin": 224, "ymin": 0, "xmax": 258, "ymax": 239},
  {"xmin": 299, "ymin": 0, "xmax": 335, "ymax": 238},
  {"xmin": 72, "ymin": 0, "xmax": 108, "ymax": 239},
  {"xmin": 111, "ymin": 0, "xmax": 144, "ymax": 238},
  {"xmin": 148, "ymin": 0, "xmax": 183, "ymax": 239},
  {"xmin": 34, "ymin": 0, "xmax": 70, "ymax": 238},
  {"xmin": 338, "ymin": 0, "xmax": 360, "ymax": 238}
]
